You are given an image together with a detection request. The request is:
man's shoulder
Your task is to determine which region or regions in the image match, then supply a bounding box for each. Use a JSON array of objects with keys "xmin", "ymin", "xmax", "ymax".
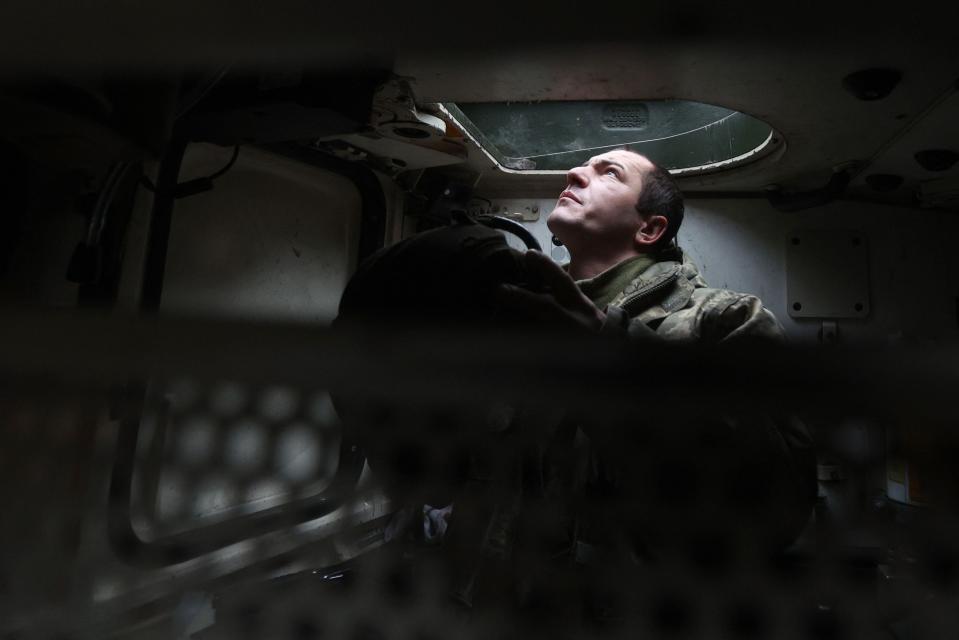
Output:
[
  {"xmin": 660, "ymin": 285, "xmax": 785, "ymax": 343},
  {"xmin": 688, "ymin": 284, "xmax": 762, "ymax": 312}
]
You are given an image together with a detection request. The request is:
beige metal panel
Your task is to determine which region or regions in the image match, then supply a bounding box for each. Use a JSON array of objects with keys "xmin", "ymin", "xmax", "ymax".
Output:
[{"xmin": 161, "ymin": 143, "xmax": 362, "ymax": 323}]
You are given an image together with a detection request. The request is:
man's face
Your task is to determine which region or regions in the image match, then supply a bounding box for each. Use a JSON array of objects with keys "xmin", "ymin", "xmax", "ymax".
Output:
[{"xmin": 547, "ymin": 150, "xmax": 652, "ymax": 250}]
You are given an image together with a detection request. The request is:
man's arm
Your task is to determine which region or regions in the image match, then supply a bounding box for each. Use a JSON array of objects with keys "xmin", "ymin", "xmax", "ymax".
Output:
[{"xmin": 496, "ymin": 250, "xmax": 606, "ymax": 331}]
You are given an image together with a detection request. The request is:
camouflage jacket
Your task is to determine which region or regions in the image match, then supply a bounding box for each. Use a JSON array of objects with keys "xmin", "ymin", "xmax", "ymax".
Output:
[
  {"xmin": 596, "ymin": 246, "xmax": 786, "ymax": 344},
  {"xmin": 576, "ymin": 247, "xmax": 816, "ymax": 558}
]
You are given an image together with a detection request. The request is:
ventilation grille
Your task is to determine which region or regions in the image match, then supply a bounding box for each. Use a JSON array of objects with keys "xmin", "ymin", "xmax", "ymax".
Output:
[{"xmin": 601, "ymin": 102, "xmax": 649, "ymax": 130}]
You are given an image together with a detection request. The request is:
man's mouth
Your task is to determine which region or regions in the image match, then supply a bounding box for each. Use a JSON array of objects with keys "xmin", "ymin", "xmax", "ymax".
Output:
[{"xmin": 559, "ymin": 190, "xmax": 582, "ymax": 204}]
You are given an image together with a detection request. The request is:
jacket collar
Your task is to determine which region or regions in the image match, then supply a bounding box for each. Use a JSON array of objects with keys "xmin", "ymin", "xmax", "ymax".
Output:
[
  {"xmin": 607, "ymin": 246, "xmax": 708, "ymax": 325},
  {"xmin": 574, "ymin": 254, "xmax": 657, "ymax": 309}
]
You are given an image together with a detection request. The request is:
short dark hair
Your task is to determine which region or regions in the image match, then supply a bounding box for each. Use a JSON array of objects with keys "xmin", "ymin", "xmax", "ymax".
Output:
[{"xmin": 620, "ymin": 149, "xmax": 685, "ymax": 250}]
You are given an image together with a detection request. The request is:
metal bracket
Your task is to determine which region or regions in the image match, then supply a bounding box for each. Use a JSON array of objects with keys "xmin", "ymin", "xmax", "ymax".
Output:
[
  {"xmin": 370, "ymin": 76, "xmax": 446, "ymax": 142},
  {"xmin": 821, "ymin": 321, "xmax": 838, "ymax": 344}
]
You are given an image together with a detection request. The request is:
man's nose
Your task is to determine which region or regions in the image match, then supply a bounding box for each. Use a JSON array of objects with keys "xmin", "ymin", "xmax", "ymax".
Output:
[{"xmin": 566, "ymin": 165, "xmax": 589, "ymax": 187}]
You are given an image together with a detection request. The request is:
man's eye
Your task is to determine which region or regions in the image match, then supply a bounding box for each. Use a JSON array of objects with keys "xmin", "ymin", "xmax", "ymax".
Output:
[{"xmin": 605, "ymin": 168, "xmax": 619, "ymax": 178}]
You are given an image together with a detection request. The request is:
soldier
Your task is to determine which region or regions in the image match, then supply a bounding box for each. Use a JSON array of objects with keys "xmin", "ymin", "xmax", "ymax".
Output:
[
  {"xmin": 334, "ymin": 150, "xmax": 816, "ymax": 623},
  {"xmin": 497, "ymin": 148, "xmax": 785, "ymax": 344},
  {"xmin": 494, "ymin": 149, "xmax": 817, "ymax": 620}
]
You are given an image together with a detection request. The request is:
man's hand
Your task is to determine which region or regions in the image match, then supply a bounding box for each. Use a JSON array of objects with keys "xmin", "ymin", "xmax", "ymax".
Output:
[{"xmin": 497, "ymin": 250, "xmax": 606, "ymax": 332}]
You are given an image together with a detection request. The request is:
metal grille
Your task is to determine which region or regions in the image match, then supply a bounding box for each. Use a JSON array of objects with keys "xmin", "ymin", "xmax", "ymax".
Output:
[
  {"xmin": 134, "ymin": 381, "xmax": 343, "ymax": 536},
  {"xmin": 601, "ymin": 103, "xmax": 650, "ymax": 131},
  {"xmin": 2, "ymin": 311, "xmax": 959, "ymax": 639}
]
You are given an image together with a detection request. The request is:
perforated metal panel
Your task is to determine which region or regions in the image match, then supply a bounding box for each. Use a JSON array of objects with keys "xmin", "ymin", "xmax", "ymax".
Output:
[
  {"xmin": 133, "ymin": 382, "xmax": 344, "ymax": 536},
  {"xmin": 4, "ymin": 314, "xmax": 959, "ymax": 640}
]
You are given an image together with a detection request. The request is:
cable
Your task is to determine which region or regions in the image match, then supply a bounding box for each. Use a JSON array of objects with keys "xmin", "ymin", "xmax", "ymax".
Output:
[
  {"xmin": 138, "ymin": 145, "xmax": 240, "ymax": 199},
  {"xmin": 88, "ymin": 162, "xmax": 131, "ymax": 245},
  {"xmin": 175, "ymin": 65, "xmax": 231, "ymax": 118},
  {"xmin": 207, "ymin": 144, "xmax": 240, "ymax": 180},
  {"xmin": 67, "ymin": 161, "xmax": 132, "ymax": 284}
]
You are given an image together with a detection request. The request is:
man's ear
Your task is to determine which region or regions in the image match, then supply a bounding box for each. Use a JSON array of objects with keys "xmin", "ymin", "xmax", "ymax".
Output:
[{"xmin": 633, "ymin": 214, "xmax": 668, "ymax": 249}]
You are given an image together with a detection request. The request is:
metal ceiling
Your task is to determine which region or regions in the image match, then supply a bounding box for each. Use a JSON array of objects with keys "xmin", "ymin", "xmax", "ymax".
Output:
[
  {"xmin": 396, "ymin": 39, "xmax": 959, "ymax": 201},
  {"xmin": 0, "ymin": 0, "xmax": 956, "ymax": 205}
]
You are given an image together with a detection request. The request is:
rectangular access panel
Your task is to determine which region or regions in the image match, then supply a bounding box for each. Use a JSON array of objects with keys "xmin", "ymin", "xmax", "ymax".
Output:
[{"xmin": 786, "ymin": 229, "xmax": 870, "ymax": 319}]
